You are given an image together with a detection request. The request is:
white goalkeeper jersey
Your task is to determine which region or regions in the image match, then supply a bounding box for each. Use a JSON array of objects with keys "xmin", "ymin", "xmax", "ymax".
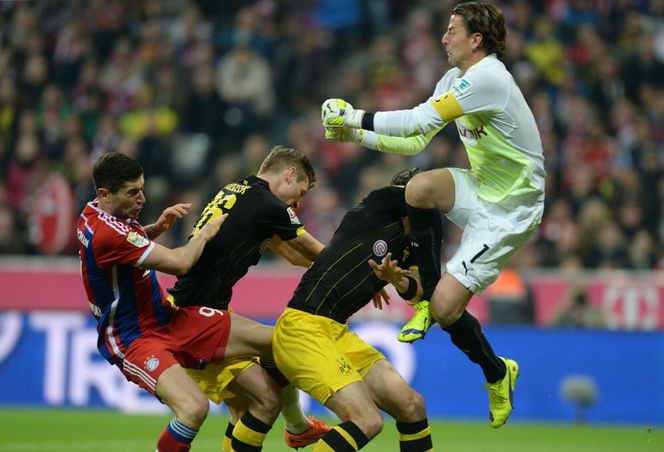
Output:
[{"xmin": 373, "ymin": 54, "xmax": 545, "ymax": 204}]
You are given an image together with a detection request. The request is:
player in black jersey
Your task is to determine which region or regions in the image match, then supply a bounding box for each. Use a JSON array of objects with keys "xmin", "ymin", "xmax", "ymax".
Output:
[
  {"xmin": 169, "ymin": 146, "xmax": 329, "ymax": 450},
  {"xmin": 272, "ymin": 168, "xmax": 434, "ymax": 452}
]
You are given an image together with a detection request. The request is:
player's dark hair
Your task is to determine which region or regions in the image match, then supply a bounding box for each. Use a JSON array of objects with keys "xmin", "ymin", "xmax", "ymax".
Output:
[
  {"xmin": 391, "ymin": 167, "xmax": 421, "ymax": 186},
  {"xmin": 452, "ymin": 2, "xmax": 506, "ymax": 59},
  {"xmin": 258, "ymin": 145, "xmax": 317, "ymax": 189},
  {"xmin": 93, "ymin": 152, "xmax": 144, "ymax": 194}
]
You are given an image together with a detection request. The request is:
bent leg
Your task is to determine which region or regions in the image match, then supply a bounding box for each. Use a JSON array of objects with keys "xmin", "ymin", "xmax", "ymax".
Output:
[
  {"xmin": 220, "ymin": 313, "xmax": 273, "ymax": 360},
  {"xmin": 156, "ymin": 364, "xmax": 210, "ymax": 451},
  {"xmin": 363, "ymin": 360, "xmax": 425, "ymax": 422},
  {"xmin": 313, "ymin": 382, "xmax": 381, "ymax": 451},
  {"xmin": 430, "ymin": 273, "xmax": 505, "ymax": 383},
  {"xmin": 227, "ymin": 363, "xmax": 282, "ymax": 425},
  {"xmin": 227, "ymin": 363, "xmax": 282, "ymax": 450},
  {"xmin": 364, "ymin": 360, "xmax": 433, "ymax": 451},
  {"xmin": 404, "ymin": 169, "xmax": 454, "ymax": 301}
]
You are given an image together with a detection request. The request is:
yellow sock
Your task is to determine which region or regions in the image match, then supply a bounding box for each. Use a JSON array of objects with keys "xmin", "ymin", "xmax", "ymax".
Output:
[
  {"xmin": 222, "ymin": 422, "xmax": 233, "ymax": 452},
  {"xmin": 231, "ymin": 412, "xmax": 271, "ymax": 451}
]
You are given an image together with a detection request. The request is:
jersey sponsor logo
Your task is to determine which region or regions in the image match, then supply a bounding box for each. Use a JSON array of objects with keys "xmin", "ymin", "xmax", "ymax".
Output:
[
  {"xmin": 126, "ymin": 231, "xmax": 149, "ymax": 248},
  {"xmin": 459, "ymin": 125, "xmax": 488, "ymax": 140},
  {"xmin": 145, "ymin": 356, "xmax": 160, "ymax": 372},
  {"xmin": 373, "ymin": 240, "xmax": 388, "ymax": 257}
]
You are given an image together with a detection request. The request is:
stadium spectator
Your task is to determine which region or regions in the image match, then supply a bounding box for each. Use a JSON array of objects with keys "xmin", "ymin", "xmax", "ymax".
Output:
[
  {"xmin": 485, "ymin": 266, "xmax": 534, "ymax": 325},
  {"xmin": 552, "ymin": 281, "xmax": 606, "ymax": 329},
  {"xmin": 0, "ymin": 0, "xmax": 659, "ymax": 279}
]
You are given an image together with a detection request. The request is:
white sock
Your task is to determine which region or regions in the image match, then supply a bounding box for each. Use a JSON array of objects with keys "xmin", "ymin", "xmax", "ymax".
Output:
[{"xmin": 281, "ymin": 384, "xmax": 311, "ymax": 434}]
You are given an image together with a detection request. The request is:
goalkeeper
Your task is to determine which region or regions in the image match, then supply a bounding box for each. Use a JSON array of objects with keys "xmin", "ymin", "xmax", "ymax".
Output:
[{"xmin": 321, "ymin": 1, "xmax": 545, "ymax": 429}]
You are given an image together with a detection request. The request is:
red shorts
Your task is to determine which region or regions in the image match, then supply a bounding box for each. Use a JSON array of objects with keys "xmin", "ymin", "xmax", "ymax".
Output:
[{"xmin": 120, "ymin": 306, "xmax": 231, "ymax": 395}]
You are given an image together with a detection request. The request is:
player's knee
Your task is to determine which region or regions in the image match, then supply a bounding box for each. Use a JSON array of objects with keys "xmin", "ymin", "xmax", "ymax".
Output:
[
  {"xmin": 253, "ymin": 386, "xmax": 282, "ymax": 423},
  {"xmin": 181, "ymin": 391, "xmax": 209, "ymax": 427},
  {"xmin": 354, "ymin": 411, "xmax": 383, "ymax": 440},
  {"xmin": 430, "ymin": 296, "xmax": 464, "ymax": 328},
  {"xmin": 405, "ymin": 173, "xmax": 434, "ymax": 207},
  {"xmin": 398, "ymin": 389, "xmax": 427, "ymax": 421}
]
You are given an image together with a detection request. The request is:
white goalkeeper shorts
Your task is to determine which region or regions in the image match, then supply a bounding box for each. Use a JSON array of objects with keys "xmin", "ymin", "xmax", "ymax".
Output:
[{"xmin": 444, "ymin": 168, "xmax": 544, "ymax": 295}]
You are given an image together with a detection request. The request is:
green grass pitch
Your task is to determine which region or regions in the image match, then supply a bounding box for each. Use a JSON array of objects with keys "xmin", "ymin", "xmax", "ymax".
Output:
[{"xmin": 0, "ymin": 408, "xmax": 659, "ymax": 451}]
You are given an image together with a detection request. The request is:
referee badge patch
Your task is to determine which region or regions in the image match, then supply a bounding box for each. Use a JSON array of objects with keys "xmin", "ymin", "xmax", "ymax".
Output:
[{"xmin": 373, "ymin": 240, "xmax": 388, "ymax": 257}]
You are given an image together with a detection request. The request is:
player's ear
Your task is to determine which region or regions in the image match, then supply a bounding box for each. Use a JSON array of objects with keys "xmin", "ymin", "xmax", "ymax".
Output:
[
  {"xmin": 97, "ymin": 187, "xmax": 111, "ymax": 200},
  {"xmin": 286, "ymin": 166, "xmax": 297, "ymax": 183}
]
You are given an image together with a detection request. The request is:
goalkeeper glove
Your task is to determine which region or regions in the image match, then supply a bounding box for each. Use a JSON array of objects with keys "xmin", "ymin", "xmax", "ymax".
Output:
[
  {"xmin": 321, "ymin": 98, "xmax": 364, "ymax": 129},
  {"xmin": 325, "ymin": 127, "xmax": 365, "ymax": 143}
]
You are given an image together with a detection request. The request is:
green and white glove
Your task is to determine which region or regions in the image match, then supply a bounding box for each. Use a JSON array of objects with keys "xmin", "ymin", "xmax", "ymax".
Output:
[
  {"xmin": 324, "ymin": 126, "xmax": 365, "ymax": 143},
  {"xmin": 321, "ymin": 98, "xmax": 364, "ymax": 129}
]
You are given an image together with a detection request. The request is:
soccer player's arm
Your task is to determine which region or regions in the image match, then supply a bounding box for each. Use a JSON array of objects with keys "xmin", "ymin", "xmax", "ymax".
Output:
[
  {"xmin": 142, "ymin": 213, "xmax": 227, "ymax": 275},
  {"xmin": 261, "ymin": 203, "xmax": 325, "ymax": 267},
  {"xmin": 390, "ymin": 266, "xmax": 423, "ymax": 304},
  {"xmin": 332, "ymin": 92, "xmax": 465, "ymax": 156},
  {"xmin": 143, "ymin": 203, "xmax": 193, "ymax": 240},
  {"xmin": 369, "ymin": 254, "xmax": 423, "ymax": 303},
  {"xmin": 269, "ymin": 230, "xmax": 324, "ymax": 267}
]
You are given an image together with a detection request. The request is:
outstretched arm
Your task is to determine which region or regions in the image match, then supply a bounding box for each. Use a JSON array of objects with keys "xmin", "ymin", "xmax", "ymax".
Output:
[
  {"xmin": 142, "ymin": 213, "xmax": 227, "ymax": 275},
  {"xmin": 144, "ymin": 203, "xmax": 192, "ymax": 240},
  {"xmin": 369, "ymin": 252, "xmax": 423, "ymax": 305},
  {"xmin": 322, "ymin": 95, "xmax": 462, "ymax": 138},
  {"xmin": 269, "ymin": 230, "xmax": 325, "ymax": 267},
  {"xmin": 326, "ymin": 127, "xmax": 440, "ymax": 156}
]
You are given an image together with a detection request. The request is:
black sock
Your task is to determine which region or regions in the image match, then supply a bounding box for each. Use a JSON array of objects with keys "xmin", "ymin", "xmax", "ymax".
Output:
[
  {"xmin": 406, "ymin": 204, "xmax": 443, "ymax": 300},
  {"xmin": 396, "ymin": 418, "xmax": 433, "ymax": 451},
  {"xmin": 318, "ymin": 420, "xmax": 369, "ymax": 451},
  {"xmin": 444, "ymin": 311, "xmax": 506, "ymax": 383}
]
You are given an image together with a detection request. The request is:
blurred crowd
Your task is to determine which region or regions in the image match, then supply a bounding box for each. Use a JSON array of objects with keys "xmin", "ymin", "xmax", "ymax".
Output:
[{"xmin": 0, "ymin": 0, "xmax": 662, "ymax": 272}]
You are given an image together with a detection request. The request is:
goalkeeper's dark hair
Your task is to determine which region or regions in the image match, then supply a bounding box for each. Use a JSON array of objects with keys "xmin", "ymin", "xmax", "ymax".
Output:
[
  {"xmin": 452, "ymin": 2, "xmax": 506, "ymax": 59},
  {"xmin": 258, "ymin": 145, "xmax": 317, "ymax": 189},
  {"xmin": 93, "ymin": 152, "xmax": 144, "ymax": 194},
  {"xmin": 391, "ymin": 167, "xmax": 421, "ymax": 186}
]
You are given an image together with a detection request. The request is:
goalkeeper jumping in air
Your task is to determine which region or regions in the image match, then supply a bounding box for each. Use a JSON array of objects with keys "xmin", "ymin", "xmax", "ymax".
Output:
[{"xmin": 322, "ymin": 1, "xmax": 545, "ymax": 429}]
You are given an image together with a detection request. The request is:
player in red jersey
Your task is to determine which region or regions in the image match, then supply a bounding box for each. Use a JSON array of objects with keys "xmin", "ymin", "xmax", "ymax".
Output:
[{"xmin": 78, "ymin": 152, "xmax": 283, "ymax": 452}]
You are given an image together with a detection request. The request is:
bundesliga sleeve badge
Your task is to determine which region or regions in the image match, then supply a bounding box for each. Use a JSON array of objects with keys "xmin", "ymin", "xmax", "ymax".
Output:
[{"xmin": 127, "ymin": 231, "xmax": 150, "ymax": 248}]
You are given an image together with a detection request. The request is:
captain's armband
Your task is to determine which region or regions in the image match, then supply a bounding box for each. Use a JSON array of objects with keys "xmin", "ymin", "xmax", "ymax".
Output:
[{"xmin": 429, "ymin": 92, "xmax": 464, "ymax": 122}]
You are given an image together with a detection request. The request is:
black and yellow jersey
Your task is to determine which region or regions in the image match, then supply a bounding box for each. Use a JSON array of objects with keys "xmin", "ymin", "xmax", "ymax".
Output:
[
  {"xmin": 288, "ymin": 185, "xmax": 414, "ymax": 323},
  {"xmin": 169, "ymin": 175, "xmax": 304, "ymax": 310}
]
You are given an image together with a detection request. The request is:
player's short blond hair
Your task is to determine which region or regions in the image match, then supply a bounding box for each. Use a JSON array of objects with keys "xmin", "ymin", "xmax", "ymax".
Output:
[{"xmin": 258, "ymin": 145, "xmax": 317, "ymax": 189}]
